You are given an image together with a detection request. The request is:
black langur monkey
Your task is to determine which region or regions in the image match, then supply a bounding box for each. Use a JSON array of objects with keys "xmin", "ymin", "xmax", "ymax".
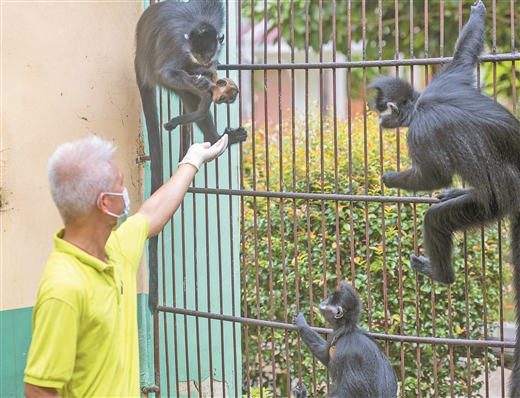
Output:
[
  {"xmin": 369, "ymin": 1, "xmax": 520, "ymax": 395},
  {"xmin": 135, "ymin": 0, "xmax": 247, "ymax": 157},
  {"xmin": 163, "ymin": 70, "xmax": 239, "ymax": 132},
  {"xmin": 293, "ymin": 283, "xmax": 398, "ymax": 398},
  {"xmin": 134, "ymin": 0, "xmax": 247, "ymax": 311}
]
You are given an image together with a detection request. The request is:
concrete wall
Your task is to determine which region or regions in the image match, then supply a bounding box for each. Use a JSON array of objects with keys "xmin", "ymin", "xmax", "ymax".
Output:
[{"xmin": 1, "ymin": 1, "xmax": 144, "ymax": 395}]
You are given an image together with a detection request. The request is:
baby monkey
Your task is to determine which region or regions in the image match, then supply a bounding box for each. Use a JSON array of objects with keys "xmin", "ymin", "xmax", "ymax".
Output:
[
  {"xmin": 164, "ymin": 69, "xmax": 239, "ymax": 132},
  {"xmin": 293, "ymin": 282, "xmax": 397, "ymax": 398}
]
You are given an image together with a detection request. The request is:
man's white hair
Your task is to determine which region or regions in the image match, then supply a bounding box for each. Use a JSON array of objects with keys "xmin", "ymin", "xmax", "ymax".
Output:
[{"xmin": 47, "ymin": 135, "xmax": 117, "ymax": 224}]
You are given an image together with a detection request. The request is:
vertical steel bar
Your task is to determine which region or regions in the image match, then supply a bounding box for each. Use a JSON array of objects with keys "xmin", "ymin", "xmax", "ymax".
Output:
[
  {"xmin": 347, "ymin": 0, "xmax": 356, "ymax": 288},
  {"xmin": 161, "ymin": 124, "xmax": 173, "ymax": 398},
  {"xmin": 498, "ymin": 222, "xmax": 505, "ymax": 398},
  {"xmin": 406, "ymin": 4, "xmax": 420, "ymax": 395},
  {"xmin": 180, "ymin": 203, "xmax": 191, "ymax": 396},
  {"xmin": 273, "ymin": 0, "xmax": 291, "ymax": 395},
  {"xmin": 222, "ymin": 9, "xmax": 239, "ymax": 398},
  {"xmin": 302, "ymin": 0, "xmax": 318, "ymax": 393},
  {"xmin": 391, "ymin": 2, "xmax": 406, "ymax": 396},
  {"xmin": 318, "ymin": 0, "xmax": 327, "ymax": 308},
  {"xmin": 168, "ymin": 161, "xmax": 179, "ymax": 397},
  {"xmin": 331, "ymin": 0, "xmax": 342, "ymax": 288},
  {"xmin": 261, "ymin": 3, "xmax": 277, "ymax": 395},
  {"xmin": 361, "ymin": 0, "xmax": 373, "ymax": 337},
  {"xmin": 510, "ymin": 0, "xmax": 517, "ymax": 117},
  {"xmin": 238, "ymin": 0, "xmax": 252, "ymax": 396},
  {"xmin": 289, "ymin": 0, "xmax": 304, "ymax": 392},
  {"xmin": 376, "ymin": 0, "xmax": 391, "ymax": 370},
  {"xmin": 214, "ymin": 159, "xmax": 227, "ymax": 396},
  {"xmin": 229, "ymin": 1, "xmax": 240, "ymax": 394}
]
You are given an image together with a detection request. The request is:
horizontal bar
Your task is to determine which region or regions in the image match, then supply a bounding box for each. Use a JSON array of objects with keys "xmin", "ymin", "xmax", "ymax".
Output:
[
  {"xmin": 157, "ymin": 306, "xmax": 515, "ymax": 349},
  {"xmin": 188, "ymin": 186, "xmax": 439, "ymax": 204},
  {"xmin": 219, "ymin": 53, "xmax": 520, "ymax": 71}
]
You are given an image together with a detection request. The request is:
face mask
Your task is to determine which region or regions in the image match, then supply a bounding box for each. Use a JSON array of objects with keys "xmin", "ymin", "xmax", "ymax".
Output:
[{"xmin": 103, "ymin": 188, "xmax": 130, "ymax": 230}]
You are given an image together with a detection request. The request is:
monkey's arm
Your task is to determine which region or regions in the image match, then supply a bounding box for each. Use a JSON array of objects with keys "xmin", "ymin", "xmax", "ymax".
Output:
[
  {"xmin": 155, "ymin": 67, "xmax": 213, "ymax": 95},
  {"xmin": 383, "ymin": 127, "xmax": 453, "ymax": 192},
  {"xmin": 293, "ymin": 384, "xmax": 307, "ymax": 398},
  {"xmin": 164, "ymin": 90, "xmax": 213, "ymax": 131},
  {"xmin": 383, "ymin": 168, "xmax": 452, "ymax": 192},
  {"xmin": 445, "ymin": 1, "xmax": 486, "ymax": 80},
  {"xmin": 293, "ymin": 313, "xmax": 330, "ymax": 366}
]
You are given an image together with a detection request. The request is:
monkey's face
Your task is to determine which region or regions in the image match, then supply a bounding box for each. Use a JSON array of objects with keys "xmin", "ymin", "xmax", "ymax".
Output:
[
  {"xmin": 318, "ymin": 282, "xmax": 361, "ymax": 327},
  {"xmin": 213, "ymin": 78, "xmax": 239, "ymax": 104},
  {"xmin": 187, "ymin": 32, "xmax": 225, "ymax": 67},
  {"xmin": 373, "ymin": 101, "xmax": 401, "ymax": 128},
  {"xmin": 368, "ymin": 77, "xmax": 417, "ymax": 128},
  {"xmin": 318, "ymin": 292, "xmax": 345, "ymax": 325}
]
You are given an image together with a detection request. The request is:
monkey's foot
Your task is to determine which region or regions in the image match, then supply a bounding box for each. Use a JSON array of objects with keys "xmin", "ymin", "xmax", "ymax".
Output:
[
  {"xmin": 470, "ymin": 0, "xmax": 485, "ymax": 17},
  {"xmin": 410, "ymin": 255, "xmax": 455, "ymax": 284},
  {"xmin": 410, "ymin": 255, "xmax": 435, "ymax": 279},
  {"xmin": 224, "ymin": 126, "xmax": 248, "ymax": 145},
  {"xmin": 436, "ymin": 188, "xmax": 468, "ymax": 202},
  {"xmin": 164, "ymin": 119, "xmax": 179, "ymax": 131},
  {"xmin": 293, "ymin": 384, "xmax": 308, "ymax": 398}
]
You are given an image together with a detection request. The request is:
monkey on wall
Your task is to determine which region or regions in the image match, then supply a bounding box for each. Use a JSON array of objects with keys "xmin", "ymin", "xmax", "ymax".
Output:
[
  {"xmin": 134, "ymin": 0, "xmax": 247, "ymax": 311},
  {"xmin": 369, "ymin": 1, "xmax": 520, "ymax": 395},
  {"xmin": 293, "ymin": 283, "xmax": 398, "ymax": 398}
]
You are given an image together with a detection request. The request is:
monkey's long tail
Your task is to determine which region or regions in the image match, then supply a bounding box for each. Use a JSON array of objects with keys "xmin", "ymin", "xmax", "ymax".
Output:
[
  {"xmin": 509, "ymin": 213, "xmax": 520, "ymax": 397},
  {"xmin": 137, "ymin": 80, "xmax": 162, "ymax": 313}
]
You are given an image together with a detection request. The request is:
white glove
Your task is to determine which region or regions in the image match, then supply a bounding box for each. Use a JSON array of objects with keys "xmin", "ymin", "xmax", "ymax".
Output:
[{"xmin": 178, "ymin": 134, "xmax": 229, "ymax": 171}]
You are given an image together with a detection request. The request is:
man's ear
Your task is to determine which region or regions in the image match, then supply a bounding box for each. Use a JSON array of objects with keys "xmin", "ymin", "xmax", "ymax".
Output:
[{"xmin": 97, "ymin": 192, "xmax": 108, "ymax": 213}]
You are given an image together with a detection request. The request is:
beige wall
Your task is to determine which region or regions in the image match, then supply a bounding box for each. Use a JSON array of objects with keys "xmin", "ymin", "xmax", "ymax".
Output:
[{"xmin": 1, "ymin": 0, "xmax": 147, "ymax": 310}]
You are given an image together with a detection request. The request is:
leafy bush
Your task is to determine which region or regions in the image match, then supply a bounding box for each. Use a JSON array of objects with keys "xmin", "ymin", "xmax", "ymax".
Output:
[{"xmin": 241, "ymin": 107, "xmax": 501, "ymax": 397}]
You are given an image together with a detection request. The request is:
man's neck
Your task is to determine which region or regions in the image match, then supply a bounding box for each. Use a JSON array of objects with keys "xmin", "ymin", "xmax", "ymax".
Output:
[{"xmin": 62, "ymin": 219, "xmax": 112, "ymax": 263}]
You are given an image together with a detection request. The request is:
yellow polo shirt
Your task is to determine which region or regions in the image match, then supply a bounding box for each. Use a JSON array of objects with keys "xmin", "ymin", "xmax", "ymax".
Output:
[{"xmin": 24, "ymin": 213, "xmax": 149, "ymax": 397}]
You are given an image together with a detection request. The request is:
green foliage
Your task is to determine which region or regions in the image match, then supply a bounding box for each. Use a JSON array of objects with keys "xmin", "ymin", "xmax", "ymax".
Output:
[
  {"xmin": 243, "ymin": 388, "xmax": 274, "ymax": 398},
  {"xmin": 482, "ymin": 62, "xmax": 520, "ymax": 106},
  {"xmin": 242, "ymin": 0, "xmax": 520, "ymax": 101},
  {"xmin": 241, "ymin": 107, "xmax": 501, "ymax": 397},
  {"xmin": 242, "ymin": 0, "xmax": 519, "ymax": 60}
]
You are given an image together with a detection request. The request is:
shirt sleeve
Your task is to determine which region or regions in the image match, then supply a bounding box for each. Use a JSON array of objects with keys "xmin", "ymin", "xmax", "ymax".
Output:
[{"xmin": 24, "ymin": 298, "xmax": 78, "ymax": 389}]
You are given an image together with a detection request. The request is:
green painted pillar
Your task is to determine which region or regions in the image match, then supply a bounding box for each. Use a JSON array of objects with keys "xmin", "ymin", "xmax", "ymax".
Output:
[{"xmin": 137, "ymin": 1, "xmax": 242, "ymax": 396}]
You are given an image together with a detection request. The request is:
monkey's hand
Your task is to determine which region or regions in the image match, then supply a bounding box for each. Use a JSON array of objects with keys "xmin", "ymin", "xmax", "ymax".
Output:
[
  {"xmin": 436, "ymin": 188, "xmax": 468, "ymax": 203},
  {"xmin": 222, "ymin": 126, "xmax": 248, "ymax": 145},
  {"xmin": 164, "ymin": 117, "xmax": 180, "ymax": 131},
  {"xmin": 192, "ymin": 74, "xmax": 214, "ymax": 94},
  {"xmin": 382, "ymin": 171, "xmax": 400, "ymax": 188},
  {"xmin": 293, "ymin": 313, "xmax": 308, "ymax": 328},
  {"xmin": 293, "ymin": 384, "xmax": 308, "ymax": 398}
]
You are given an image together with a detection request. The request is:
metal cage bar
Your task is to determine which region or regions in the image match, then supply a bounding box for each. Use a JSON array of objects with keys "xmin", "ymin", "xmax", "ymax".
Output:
[{"xmin": 149, "ymin": 1, "xmax": 520, "ymax": 397}]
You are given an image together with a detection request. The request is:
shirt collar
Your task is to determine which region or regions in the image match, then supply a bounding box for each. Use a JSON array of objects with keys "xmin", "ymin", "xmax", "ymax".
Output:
[{"xmin": 54, "ymin": 228, "xmax": 110, "ymax": 272}]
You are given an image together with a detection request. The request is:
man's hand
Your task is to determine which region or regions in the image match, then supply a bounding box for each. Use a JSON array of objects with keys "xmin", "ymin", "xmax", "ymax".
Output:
[{"xmin": 179, "ymin": 134, "xmax": 228, "ymax": 171}]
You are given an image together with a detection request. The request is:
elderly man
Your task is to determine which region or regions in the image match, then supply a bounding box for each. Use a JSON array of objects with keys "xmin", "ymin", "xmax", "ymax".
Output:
[{"xmin": 24, "ymin": 134, "xmax": 228, "ymax": 397}]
